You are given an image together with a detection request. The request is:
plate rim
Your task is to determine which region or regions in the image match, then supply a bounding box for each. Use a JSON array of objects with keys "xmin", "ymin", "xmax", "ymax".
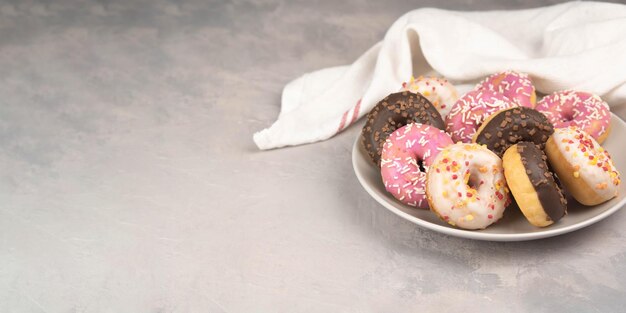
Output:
[{"xmin": 352, "ymin": 113, "xmax": 626, "ymax": 241}]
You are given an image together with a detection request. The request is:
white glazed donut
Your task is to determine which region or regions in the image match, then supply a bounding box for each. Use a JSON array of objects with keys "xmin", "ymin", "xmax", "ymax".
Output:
[
  {"xmin": 545, "ymin": 126, "xmax": 621, "ymax": 205},
  {"xmin": 426, "ymin": 143, "xmax": 510, "ymax": 229},
  {"xmin": 401, "ymin": 76, "xmax": 459, "ymax": 118}
]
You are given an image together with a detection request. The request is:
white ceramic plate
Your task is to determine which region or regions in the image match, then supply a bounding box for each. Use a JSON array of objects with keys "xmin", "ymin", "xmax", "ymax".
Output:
[{"xmin": 353, "ymin": 113, "xmax": 626, "ymax": 241}]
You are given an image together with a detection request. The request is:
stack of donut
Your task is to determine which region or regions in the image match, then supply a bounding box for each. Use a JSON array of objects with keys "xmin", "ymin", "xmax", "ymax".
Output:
[{"xmin": 361, "ymin": 73, "xmax": 621, "ymax": 230}]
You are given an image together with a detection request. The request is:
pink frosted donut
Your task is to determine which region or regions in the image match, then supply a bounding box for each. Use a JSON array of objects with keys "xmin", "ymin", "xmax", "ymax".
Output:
[
  {"xmin": 536, "ymin": 90, "xmax": 611, "ymax": 143},
  {"xmin": 381, "ymin": 123, "xmax": 454, "ymax": 209},
  {"xmin": 476, "ymin": 71, "xmax": 536, "ymax": 108},
  {"xmin": 401, "ymin": 76, "xmax": 459, "ymax": 118},
  {"xmin": 445, "ymin": 90, "xmax": 515, "ymax": 143}
]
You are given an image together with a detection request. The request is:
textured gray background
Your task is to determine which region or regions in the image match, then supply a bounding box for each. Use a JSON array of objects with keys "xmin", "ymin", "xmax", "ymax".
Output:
[{"xmin": 2, "ymin": 0, "xmax": 626, "ymax": 312}]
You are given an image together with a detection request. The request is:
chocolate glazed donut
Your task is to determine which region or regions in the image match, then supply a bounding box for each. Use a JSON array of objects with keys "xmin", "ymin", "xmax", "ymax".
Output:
[
  {"xmin": 361, "ymin": 91, "xmax": 445, "ymax": 166},
  {"xmin": 473, "ymin": 107, "xmax": 554, "ymax": 157},
  {"xmin": 503, "ymin": 142, "xmax": 567, "ymax": 227}
]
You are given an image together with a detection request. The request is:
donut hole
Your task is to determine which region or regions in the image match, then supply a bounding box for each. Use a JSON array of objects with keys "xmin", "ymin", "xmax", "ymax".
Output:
[
  {"xmin": 417, "ymin": 159, "xmax": 426, "ymax": 172},
  {"xmin": 467, "ymin": 172, "xmax": 481, "ymax": 189},
  {"xmin": 466, "ymin": 167, "xmax": 486, "ymax": 193},
  {"xmin": 562, "ymin": 111, "xmax": 574, "ymax": 122},
  {"xmin": 392, "ymin": 117, "xmax": 408, "ymax": 129}
]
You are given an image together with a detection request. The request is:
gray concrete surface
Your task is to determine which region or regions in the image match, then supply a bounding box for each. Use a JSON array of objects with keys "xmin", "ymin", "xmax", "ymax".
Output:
[{"xmin": 2, "ymin": 0, "xmax": 626, "ymax": 312}]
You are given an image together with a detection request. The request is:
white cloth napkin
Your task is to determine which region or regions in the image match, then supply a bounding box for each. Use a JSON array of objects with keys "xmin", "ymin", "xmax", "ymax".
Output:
[{"xmin": 253, "ymin": 1, "xmax": 626, "ymax": 150}]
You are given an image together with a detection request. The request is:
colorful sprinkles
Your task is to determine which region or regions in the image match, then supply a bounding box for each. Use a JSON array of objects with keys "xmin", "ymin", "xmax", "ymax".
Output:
[
  {"xmin": 536, "ymin": 90, "xmax": 611, "ymax": 143},
  {"xmin": 426, "ymin": 143, "xmax": 509, "ymax": 230},
  {"xmin": 555, "ymin": 126, "xmax": 620, "ymax": 186},
  {"xmin": 401, "ymin": 76, "xmax": 459, "ymax": 118},
  {"xmin": 549, "ymin": 126, "xmax": 620, "ymax": 203}
]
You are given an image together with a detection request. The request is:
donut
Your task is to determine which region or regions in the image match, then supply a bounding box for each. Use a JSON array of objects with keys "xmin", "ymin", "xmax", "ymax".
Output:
[
  {"xmin": 401, "ymin": 76, "xmax": 459, "ymax": 118},
  {"xmin": 445, "ymin": 90, "xmax": 515, "ymax": 143},
  {"xmin": 475, "ymin": 70, "xmax": 536, "ymax": 108},
  {"xmin": 535, "ymin": 90, "xmax": 611, "ymax": 143},
  {"xmin": 361, "ymin": 91, "xmax": 445, "ymax": 165},
  {"xmin": 503, "ymin": 142, "xmax": 567, "ymax": 227},
  {"xmin": 381, "ymin": 123, "xmax": 454, "ymax": 209},
  {"xmin": 545, "ymin": 126, "xmax": 621, "ymax": 205},
  {"xmin": 473, "ymin": 107, "xmax": 554, "ymax": 157},
  {"xmin": 426, "ymin": 143, "xmax": 509, "ymax": 230}
]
